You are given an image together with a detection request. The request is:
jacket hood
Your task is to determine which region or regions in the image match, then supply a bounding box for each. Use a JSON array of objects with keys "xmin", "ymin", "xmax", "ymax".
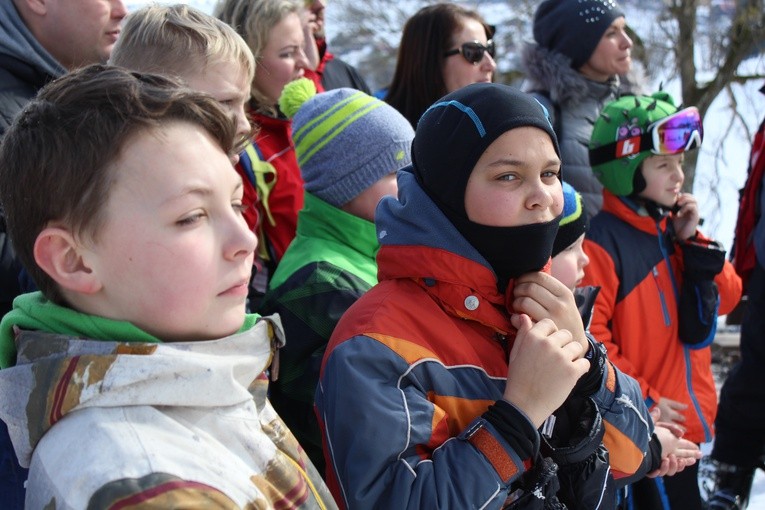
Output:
[
  {"xmin": 521, "ymin": 43, "xmax": 646, "ymax": 109},
  {"xmin": 0, "ymin": 1, "xmax": 65, "ymax": 79},
  {"xmin": 376, "ymin": 167, "xmax": 496, "ymax": 277},
  {"xmin": 0, "ymin": 315, "xmax": 284, "ymax": 466},
  {"xmin": 522, "ymin": 43, "xmax": 596, "ymax": 108},
  {"xmin": 374, "ymin": 167, "xmax": 514, "ymax": 326}
]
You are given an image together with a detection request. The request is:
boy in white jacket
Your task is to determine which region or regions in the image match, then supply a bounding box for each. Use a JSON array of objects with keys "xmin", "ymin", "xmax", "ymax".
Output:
[{"xmin": 0, "ymin": 64, "xmax": 336, "ymax": 510}]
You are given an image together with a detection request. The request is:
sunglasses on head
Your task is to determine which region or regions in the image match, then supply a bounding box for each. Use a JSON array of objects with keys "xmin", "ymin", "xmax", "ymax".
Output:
[
  {"xmin": 443, "ymin": 40, "xmax": 495, "ymax": 65},
  {"xmin": 589, "ymin": 107, "xmax": 703, "ymax": 166}
]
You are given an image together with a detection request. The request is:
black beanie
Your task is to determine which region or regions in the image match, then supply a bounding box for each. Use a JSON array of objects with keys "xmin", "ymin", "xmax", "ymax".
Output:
[
  {"xmin": 533, "ymin": 0, "xmax": 625, "ymax": 69},
  {"xmin": 412, "ymin": 83, "xmax": 562, "ymax": 289},
  {"xmin": 413, "ymin": 82, "xmax": 560, "ymax": 222}
]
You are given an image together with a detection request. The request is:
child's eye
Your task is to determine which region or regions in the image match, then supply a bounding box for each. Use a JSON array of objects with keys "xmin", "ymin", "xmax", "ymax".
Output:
[
  {"xmin": 232, "ymin": 201, "xmax": 248, "ymax": 215},
  {"xmin": 279, "ymin": 46, "xmax": 299, "ymax": 59},
  {"xmin": 542, "ymin": 169, "xmax": 561, "ymax": 179},
  {"xmin": 498, "ymin": 173, "xmax": 518, "ymax": 181},
  {"xmin": 176, "ymin": 212, "xmax": 205, "ymax": 226}
]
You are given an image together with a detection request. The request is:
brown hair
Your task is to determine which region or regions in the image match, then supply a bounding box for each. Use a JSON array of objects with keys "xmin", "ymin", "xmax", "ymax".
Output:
[
  {"xmin": 0, "ymin": 64, "xmax": 236, "ymax": 303},
  {"xmin": 384, "ymin": 3, "xmax": 492, "ymax": 128}
]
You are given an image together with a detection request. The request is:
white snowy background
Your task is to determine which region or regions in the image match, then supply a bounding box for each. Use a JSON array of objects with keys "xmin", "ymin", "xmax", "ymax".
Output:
[{"xmin": 126, "ymin": 0, "xmax": 765, "ymax": 503}]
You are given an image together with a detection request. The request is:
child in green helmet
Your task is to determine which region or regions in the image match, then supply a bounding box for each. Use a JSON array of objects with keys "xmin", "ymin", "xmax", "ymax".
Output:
[{"xmin": 582, "ymin": 92, "xmax": 743, "ymax": 509}]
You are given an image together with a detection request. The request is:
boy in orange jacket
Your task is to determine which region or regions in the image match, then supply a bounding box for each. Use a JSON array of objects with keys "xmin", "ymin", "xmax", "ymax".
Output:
[{"xmin": 583, "ymin": 92, "xmax": 742, "ymax": 509}]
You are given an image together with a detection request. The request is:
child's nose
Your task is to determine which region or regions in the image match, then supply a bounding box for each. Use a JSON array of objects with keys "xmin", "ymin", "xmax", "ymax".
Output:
[{"xmin": 225, "ymin": 215, "xmax": 257, "ymax": 261}]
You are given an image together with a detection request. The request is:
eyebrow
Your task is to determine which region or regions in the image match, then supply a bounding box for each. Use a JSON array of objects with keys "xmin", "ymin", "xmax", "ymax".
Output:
[
  {"xmin": 488, "ymin": 157, "xmax": 561, "ymax": 168},
  {"xmin": 279, "ymin": 44, "xmax": 301, "ymax": 53},
  {"xmin": 162, "ymin": 181, "xmax": 244, "ymax": 206}
]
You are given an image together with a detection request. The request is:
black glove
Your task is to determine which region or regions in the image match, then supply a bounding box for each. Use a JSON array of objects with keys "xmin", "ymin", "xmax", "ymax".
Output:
[
  {"xmin": 538, "ymin": 397, "xmax": 614, "ymax": 510},
  {"xmin": 505, "ymin": 455, "xmax": 565, "ymax": 510},
  {"xmin": 678, "ymin": 237, "xmax": 726, "ymax": 347},
  {"xmin": 571, "ymin": 336, "xmax": 607, "ymax": 398}
]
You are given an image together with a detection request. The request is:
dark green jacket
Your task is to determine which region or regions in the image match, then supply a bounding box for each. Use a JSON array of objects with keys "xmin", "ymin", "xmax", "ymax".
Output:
[{"xmin": 260, "ymin": 192, "xmax": 379, "ymax": 473}]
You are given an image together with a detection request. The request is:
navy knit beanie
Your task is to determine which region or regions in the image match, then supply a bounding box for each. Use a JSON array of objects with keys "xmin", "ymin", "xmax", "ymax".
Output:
[
  {"xmin": 413, "ymin": 82, "xmax": 560, "ymax": 222},
  {"xmin": 280, "ymin": 79, "xmax": 414, "ymax": 207},
  {"xmin": 533, "ymin": 0, "xmax": 625, "ymax": 69}
]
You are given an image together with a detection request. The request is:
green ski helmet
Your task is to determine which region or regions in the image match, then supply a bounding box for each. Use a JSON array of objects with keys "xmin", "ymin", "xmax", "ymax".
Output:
[{"xmin": 588, "ymin": 91, "xmax": 703, "ymax": 196}]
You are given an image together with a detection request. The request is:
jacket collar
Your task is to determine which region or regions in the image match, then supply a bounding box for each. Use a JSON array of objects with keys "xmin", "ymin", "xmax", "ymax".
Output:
[
  {"xmin": 601, "ymin": 189, "xmax": 669, "ymax": 236},
  {"xmin": 375, "ymin": 168, "xmax": 514, "ymax": 334},
  {"xmin": 298, "ymin": 192, "xmax": 379, "ymax": 260},
  {"xmin": 521, "ymin": 43, "xmax": 620, "ymax": 108}
]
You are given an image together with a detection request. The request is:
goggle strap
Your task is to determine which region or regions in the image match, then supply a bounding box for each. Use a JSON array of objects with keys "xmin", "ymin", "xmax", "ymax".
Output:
[{"xmin": 589, "ymin": 132, "xmax": 653, "ymax": 166}]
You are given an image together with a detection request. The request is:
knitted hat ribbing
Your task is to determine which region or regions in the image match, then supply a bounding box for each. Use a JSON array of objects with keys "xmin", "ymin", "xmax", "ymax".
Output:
[
  {"xmin": 280, "ymin": 78, "xmax": 414, "ymax": 207},
  {"xmin": 533, "ymin": 0, "xmax": 625, "ymax": 69},
  {"xmin": 552, "ymin": 181, "xmax": 589, "ymax": 257}
]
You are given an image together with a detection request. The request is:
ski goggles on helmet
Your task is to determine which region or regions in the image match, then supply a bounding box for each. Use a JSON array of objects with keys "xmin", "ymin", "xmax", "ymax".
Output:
[
  {"xmin": 443, "ymin": 40, "xmax": 495, "ymax": 65},
  {"xmin": 589, "ymin": 107, "xmax": 703, "ymax": 166}
]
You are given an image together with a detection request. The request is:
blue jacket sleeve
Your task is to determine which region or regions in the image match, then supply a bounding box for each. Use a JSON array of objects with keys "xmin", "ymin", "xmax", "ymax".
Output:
[{"xmin": 587, "ymin": 337, "xmax": 654, "ymax": 479}]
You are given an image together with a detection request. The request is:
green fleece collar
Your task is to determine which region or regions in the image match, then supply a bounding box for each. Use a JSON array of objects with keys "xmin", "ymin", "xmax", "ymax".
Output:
[
  {"xmin": 298, "ymin": 192, "xmax": 379, "ymax": 260},
  {"xmin": 0, "ymin": 292, "xmax": 259, "ymax": 368}
]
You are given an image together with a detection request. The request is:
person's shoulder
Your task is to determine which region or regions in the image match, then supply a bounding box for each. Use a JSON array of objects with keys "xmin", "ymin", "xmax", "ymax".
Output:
[
  {"xmin": 321, "ymin": 57, "xmax": 371, "ymax": 95},
  {"xmin": 0, "ymin": 55, "xmax": 52, "ymax": 134}
]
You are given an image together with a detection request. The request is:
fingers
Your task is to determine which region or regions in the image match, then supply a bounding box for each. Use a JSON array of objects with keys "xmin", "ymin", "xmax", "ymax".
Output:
[
  {"xmin": 504, "ymin": 317, "xmax": 589, "ymax": 427},
  {"xmin": 655, "ymin": 421, "xmax": 686, "ymax": 438},
  {"xmin": 673, "ymin": 438, "xmax": 702, "ymax": 460},
  {"xmin": 508, "ymin": 314, "xmax": 532, "ymax": 363}
]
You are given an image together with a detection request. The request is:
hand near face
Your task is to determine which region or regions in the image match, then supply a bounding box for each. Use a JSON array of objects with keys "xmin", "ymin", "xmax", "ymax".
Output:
[
  {"xmin": 512, "ymin": 271, "xmax": 588, "ymax": 357},
  {"xmin": 503, "ymin": 314, "xmax": 590, "ymax": 428},
  {"xmin": 671, "ymin": 192, "xmax": 700, "ymax": 241}
]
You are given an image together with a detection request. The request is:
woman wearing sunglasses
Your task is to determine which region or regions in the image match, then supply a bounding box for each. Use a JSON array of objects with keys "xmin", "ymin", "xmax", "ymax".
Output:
[
  {"xmin": 582, "ymin": 92, "xmax": 743, "ymax": 510},
  {"xmin": 384, "ymin": 3, "xmax": 496, "ymax": 127},
  {"xmin": 522, "ymin": 0, "xmax": 642, "ymax": 219}
]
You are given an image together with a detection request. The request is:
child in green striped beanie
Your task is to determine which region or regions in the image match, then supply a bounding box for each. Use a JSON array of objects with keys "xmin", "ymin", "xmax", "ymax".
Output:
[{"xmin": 260, "ymin": 78, "xmax": 414, "ymax": 473}]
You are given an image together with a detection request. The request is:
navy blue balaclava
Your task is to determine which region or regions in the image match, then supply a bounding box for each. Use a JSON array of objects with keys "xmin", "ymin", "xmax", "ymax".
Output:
[{"xmin": 412, "ymin": 82, "xmax": 562, "ymax": 289}]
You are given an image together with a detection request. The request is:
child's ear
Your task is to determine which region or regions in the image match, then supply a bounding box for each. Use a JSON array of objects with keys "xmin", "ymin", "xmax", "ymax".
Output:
[
  {"xmin": 20, "ymin": 0, "xmax": 49, "ymax": 16},
  {"xmin": 33, "ymin": 227, "xmax": 102, "ymax": 294}
]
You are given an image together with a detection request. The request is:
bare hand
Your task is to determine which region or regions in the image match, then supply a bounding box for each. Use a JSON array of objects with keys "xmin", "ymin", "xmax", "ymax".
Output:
[
  {"xmin": 656, "ymin": 397, "xmax": 688, "ymax": 425},
  {"xmin": 647, "ymin": 436, "xmax": 701, "ymax": 477},
  {"xmin": 672, "ymin": 192, "xmax": 700, "ymax": 241},
  {"xmin": 503, "ymin": 314, "xmax": 590, "ymax": 428},
  {"xmin": 647, "ymin": 407, "xmax": 700, "ymax": 477},
  {"xmin": 513, "ymin": 272, "xmax": 588, "ymax": 357}
]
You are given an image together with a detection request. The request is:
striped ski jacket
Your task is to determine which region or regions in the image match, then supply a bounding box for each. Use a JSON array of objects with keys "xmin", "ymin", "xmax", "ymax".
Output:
[{"xmin": 316, "ymin": 169, "xmax": 653, "ymax": 509}]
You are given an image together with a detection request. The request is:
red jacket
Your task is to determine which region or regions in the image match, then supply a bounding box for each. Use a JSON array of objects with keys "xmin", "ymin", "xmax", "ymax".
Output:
[
  {"xmin": 245, "ymin": 111, "xmax": 304, "ymax": 263},
  {"xmin": 582, "ymin": 190, "xmax": 742, "ymax": 443}
]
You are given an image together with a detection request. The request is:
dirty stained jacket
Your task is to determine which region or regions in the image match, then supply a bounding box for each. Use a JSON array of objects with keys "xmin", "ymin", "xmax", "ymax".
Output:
[{"xmin": 0, "ymin": 294, "xmax": 336, "ymax": 510}]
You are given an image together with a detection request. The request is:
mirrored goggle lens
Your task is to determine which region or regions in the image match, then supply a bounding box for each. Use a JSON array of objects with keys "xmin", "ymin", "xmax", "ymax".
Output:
[
  {"xmin": 652, "ymin": 107, "xmax": 703, "ymax": 154},
  {"xmin": 462, "ymin": 40, "xmax": 495, "ymax": 64}
]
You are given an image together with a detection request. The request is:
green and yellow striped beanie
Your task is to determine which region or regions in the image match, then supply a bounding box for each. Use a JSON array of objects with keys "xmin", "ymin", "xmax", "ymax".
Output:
[{"xmin": 279, "ymin": 78, "xmax": 414, "ymax": 207}]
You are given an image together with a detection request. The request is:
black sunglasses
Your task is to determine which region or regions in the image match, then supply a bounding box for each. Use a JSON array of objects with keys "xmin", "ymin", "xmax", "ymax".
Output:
[{"xmin": 443, "ymin": 40, "xmax": 496, "ymax": 65}]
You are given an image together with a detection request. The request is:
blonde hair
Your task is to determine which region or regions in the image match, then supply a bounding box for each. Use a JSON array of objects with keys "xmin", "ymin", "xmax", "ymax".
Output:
[
  {"xmin": 110, "ymin": 4, "xmax": 255, "ymax": 86},
  {"xmin": 215, "ymin": 0, "xmax": 303, "ymax": 113}
]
